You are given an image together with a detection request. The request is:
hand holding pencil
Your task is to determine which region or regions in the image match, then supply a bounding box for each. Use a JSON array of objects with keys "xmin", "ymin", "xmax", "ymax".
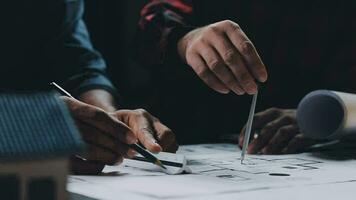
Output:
[{"xmin": 52, "ymin": 82, "xmax": 178, "ymax": 174}]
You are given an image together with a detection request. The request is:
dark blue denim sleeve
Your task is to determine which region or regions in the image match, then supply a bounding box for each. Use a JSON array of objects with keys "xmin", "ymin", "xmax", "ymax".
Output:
[{"xmin": 48, "ymin": 0, "xmax": 117, "ymax": 98}]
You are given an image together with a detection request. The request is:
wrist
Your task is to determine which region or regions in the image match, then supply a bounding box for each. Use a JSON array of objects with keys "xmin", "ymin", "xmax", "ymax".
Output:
[
  {"xmin": 177, "ymin": 35, "xmax": 189, "ymax": 63},
  {"xmin": 78, "ymin": 89, "xmax": 118, "ymax": 112}
]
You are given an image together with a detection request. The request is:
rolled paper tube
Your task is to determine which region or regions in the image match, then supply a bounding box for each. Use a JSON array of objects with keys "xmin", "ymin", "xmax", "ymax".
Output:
[{"xmin": 297, "ymin": 90, "xmax": 356, "ymax": 139}]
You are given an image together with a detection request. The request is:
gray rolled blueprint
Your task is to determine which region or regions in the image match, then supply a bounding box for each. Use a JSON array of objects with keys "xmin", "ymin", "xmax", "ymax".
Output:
[{"xmin": 297, "ymin": 90, "xmax": 356, "ymax": 139}]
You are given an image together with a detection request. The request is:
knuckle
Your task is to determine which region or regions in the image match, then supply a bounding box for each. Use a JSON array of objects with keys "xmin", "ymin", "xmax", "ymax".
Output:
[
  {"xmin": 268, "ymin": 107, "xmax": 282, "ymax": 115},
  {"xmin": 253, "ymin": 114, "xmax": 261, "ymax": 122},
  {"xmin": 135, "ymin": 108, "xmax": 148, "ymax": 116},
  {"xmin": 278, "ymin": 127, "xmax": 289, "ymax": 135},
  {"xmin": 141, "ymin": 127, "xmax": 154, "ymax": 137},
  {"xmin": 93, "ymin": 109, "xmax": 107, "ymax": 120},
  {"xmin": 222, "ymin": 49, "xmax": 237, "ymax": 65},
  {"xmin": 240, "ymin": 41, "xmax": 254, "ymax": 55},
  {"xmin": 238, "ymin": 72, "xmax": 251, "ymax": 83},
  {"xmin": 207, "ymin": 59, "xmax": 220, "ymax": 71},
  {"xmin": 196, "ymin": 67, "xmax": 209, "ymax": 78},
  {"xmin": 207, "ymin": 25, "xmax": 221, "ymax": 35},
  {"xmin": 264, "ymin": 123, "xmax": 274, "ymax": 131},
  {"xmin": 222, "ymin": 20, "xmax": 241, "ymax": 30},
  {"xmin": 220, "ymin": 20, "xmax": 234, "ymax": 26},
  {"xmin": 221, "ymin": 19, "xmax": 233, "ymax": 24},
  {"xmin": 185, "ymin": 48, "xmax": 195, "ymax": 59},
  {"xmin": 199, "ymin": 35, "xmax": 209, "ymax": 44}
]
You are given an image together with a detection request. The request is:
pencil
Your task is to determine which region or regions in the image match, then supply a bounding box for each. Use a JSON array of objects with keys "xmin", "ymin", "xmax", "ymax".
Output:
[
  {"xmin": 129, "ymin": 144, "xmax": 166, "ymax": 169},
  {"xmin": 50, "ymin": 82, "xmax": 167, "ymax": 170}
]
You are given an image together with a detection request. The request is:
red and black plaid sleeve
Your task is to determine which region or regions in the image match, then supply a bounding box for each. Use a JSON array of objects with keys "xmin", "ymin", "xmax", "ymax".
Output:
[{"xmin": 134, "ymin": 0, "xmax": 194, "ymax": 66}]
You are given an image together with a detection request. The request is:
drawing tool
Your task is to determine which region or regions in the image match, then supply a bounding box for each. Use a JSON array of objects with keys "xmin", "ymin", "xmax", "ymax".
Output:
[
  {"xmin": 127, "ymin": 151, "xmax": 191, "ymax": 174},
  {"xmin": 240, "ymin": 90, "xmax": 258, "ymax": 164},
  {"xmin": 128, "ymin": 143, "xmax": 166, "ymax": 169},
  {"xmin": 132, "ymin": 155, "xmax": 183, "ymax": 168},
  {"xmin": 50, "ymin": 82, "xmax": 166, "ymax": 170}
]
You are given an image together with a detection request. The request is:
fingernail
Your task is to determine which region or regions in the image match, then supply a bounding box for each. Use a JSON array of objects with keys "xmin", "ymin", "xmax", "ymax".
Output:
[
  {"xmin": 220, "ymin": 88, "xmax": 230, "ymax": 94},
  {"xmin": 249, "ymin": 88, "xmax": 257, "ymax": 95},
  {"xmin": 259, "ymin": 73, "xmax": 268, "ymax": 82},
  {"xmin": 155, "ymin": 145, "xmax": 163, "ymax": 153},
  {"xmin": 243, "ymin": 82, "xmax": 256, "ymax": 94},
  {"xmin": 246, "ymin": 90, "xmax": 256, "ymax": 95},
  {"xmin": 233, "ymin": 88, "xmax": 244, "ymax": 95},
  {"xmin": 250, "ymin": 83, "xmax": 258, "ymax": 92}
]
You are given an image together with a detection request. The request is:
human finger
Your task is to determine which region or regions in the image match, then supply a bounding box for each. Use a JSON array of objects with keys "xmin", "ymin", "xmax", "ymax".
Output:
[
  {"xmin": 199, "ymin": 44, "xmax": 244, "ymax": 95},
  {"xmin": 247, "ymin": 115, "xmax": 293, "ymax": 154},
  {"xmin": 123, "ymin": 109, "xmax": 163, "ymax": 153},
  {"xmin": 282, "ymin": 134, "xmax": 317, "ymax": 154},
  {"xmin": 186, "ymin": 52, "xmax": 230, "ymax": 94},
  {"xmin": 261, "ymin": 124, "xmax": 299, "ymax": 154},
  {"xmin": 239, "ymin": 108, "xmax": 282, "ymax": 147},
  {"xmin": 207, "ymin": 29, "xmax": 257, "ymax": 94},
  {"xmin": 222, "ymin": 20, "xmax": 267, "ymax": 82},
  {"xmin": 151, "ymin": 116, "xmax": 179, "ymax": 153}
]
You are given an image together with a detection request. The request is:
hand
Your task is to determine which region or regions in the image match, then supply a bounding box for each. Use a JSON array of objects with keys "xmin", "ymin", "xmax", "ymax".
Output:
[
  {"xmin": 78, "ymin": 90, "xmax": 178, "ymax": 152},
  {"xmin": 178, "ymin": 20, "xmax": 267, "ymax": 95},
  {"xmin": 110, "ymin": 109, "xmax": 179, "ymax": 153},
  {"xmin": 239, "ymin": 108, "xmax": 316, "ymax": 154},
  {"xmin": 62, "ymin": 97, "xmax": 137, "ymax": 174}
]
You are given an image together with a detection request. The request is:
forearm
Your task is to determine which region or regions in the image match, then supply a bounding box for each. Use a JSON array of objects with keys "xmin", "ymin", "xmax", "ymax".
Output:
[{"xmin": 78, "ymin": 89, "xmax": 118, "ymax": 112}]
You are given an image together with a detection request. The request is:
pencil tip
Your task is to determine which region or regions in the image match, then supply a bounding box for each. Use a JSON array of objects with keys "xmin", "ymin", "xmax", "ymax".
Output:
[{"xmin": 156, "ymin": 160, "xmax": 167, "ymax": 169}]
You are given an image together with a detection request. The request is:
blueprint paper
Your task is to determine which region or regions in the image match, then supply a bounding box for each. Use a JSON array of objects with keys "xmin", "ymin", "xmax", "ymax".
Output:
[{"xmin": 68, "ymin": 143, "xmax": 356, "ymax": 200}]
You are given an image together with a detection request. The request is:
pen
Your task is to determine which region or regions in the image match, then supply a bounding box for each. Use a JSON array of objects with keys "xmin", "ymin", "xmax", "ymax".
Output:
[
  {"xmin": 50, "ymin": 82, "xmax": 167, "ymax": 170},
  {"xmin": 240, "ymin": 90, "xmax": 258, "ymax": 164}
]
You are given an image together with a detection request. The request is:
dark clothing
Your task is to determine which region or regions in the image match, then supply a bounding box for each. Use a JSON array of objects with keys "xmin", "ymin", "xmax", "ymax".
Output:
[
  {"xmin": 0, "ymin": 0, "xmax": 115, "ymax": 96},
  {"xmin": 135, "ymin": 0, "xmax": 356, "ymax": 144}
]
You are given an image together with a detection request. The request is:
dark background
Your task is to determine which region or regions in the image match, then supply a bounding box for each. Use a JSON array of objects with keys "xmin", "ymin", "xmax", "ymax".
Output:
[{"xmin": 84, "ymin": 0, "xmax": 152, "ymax": 108}]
